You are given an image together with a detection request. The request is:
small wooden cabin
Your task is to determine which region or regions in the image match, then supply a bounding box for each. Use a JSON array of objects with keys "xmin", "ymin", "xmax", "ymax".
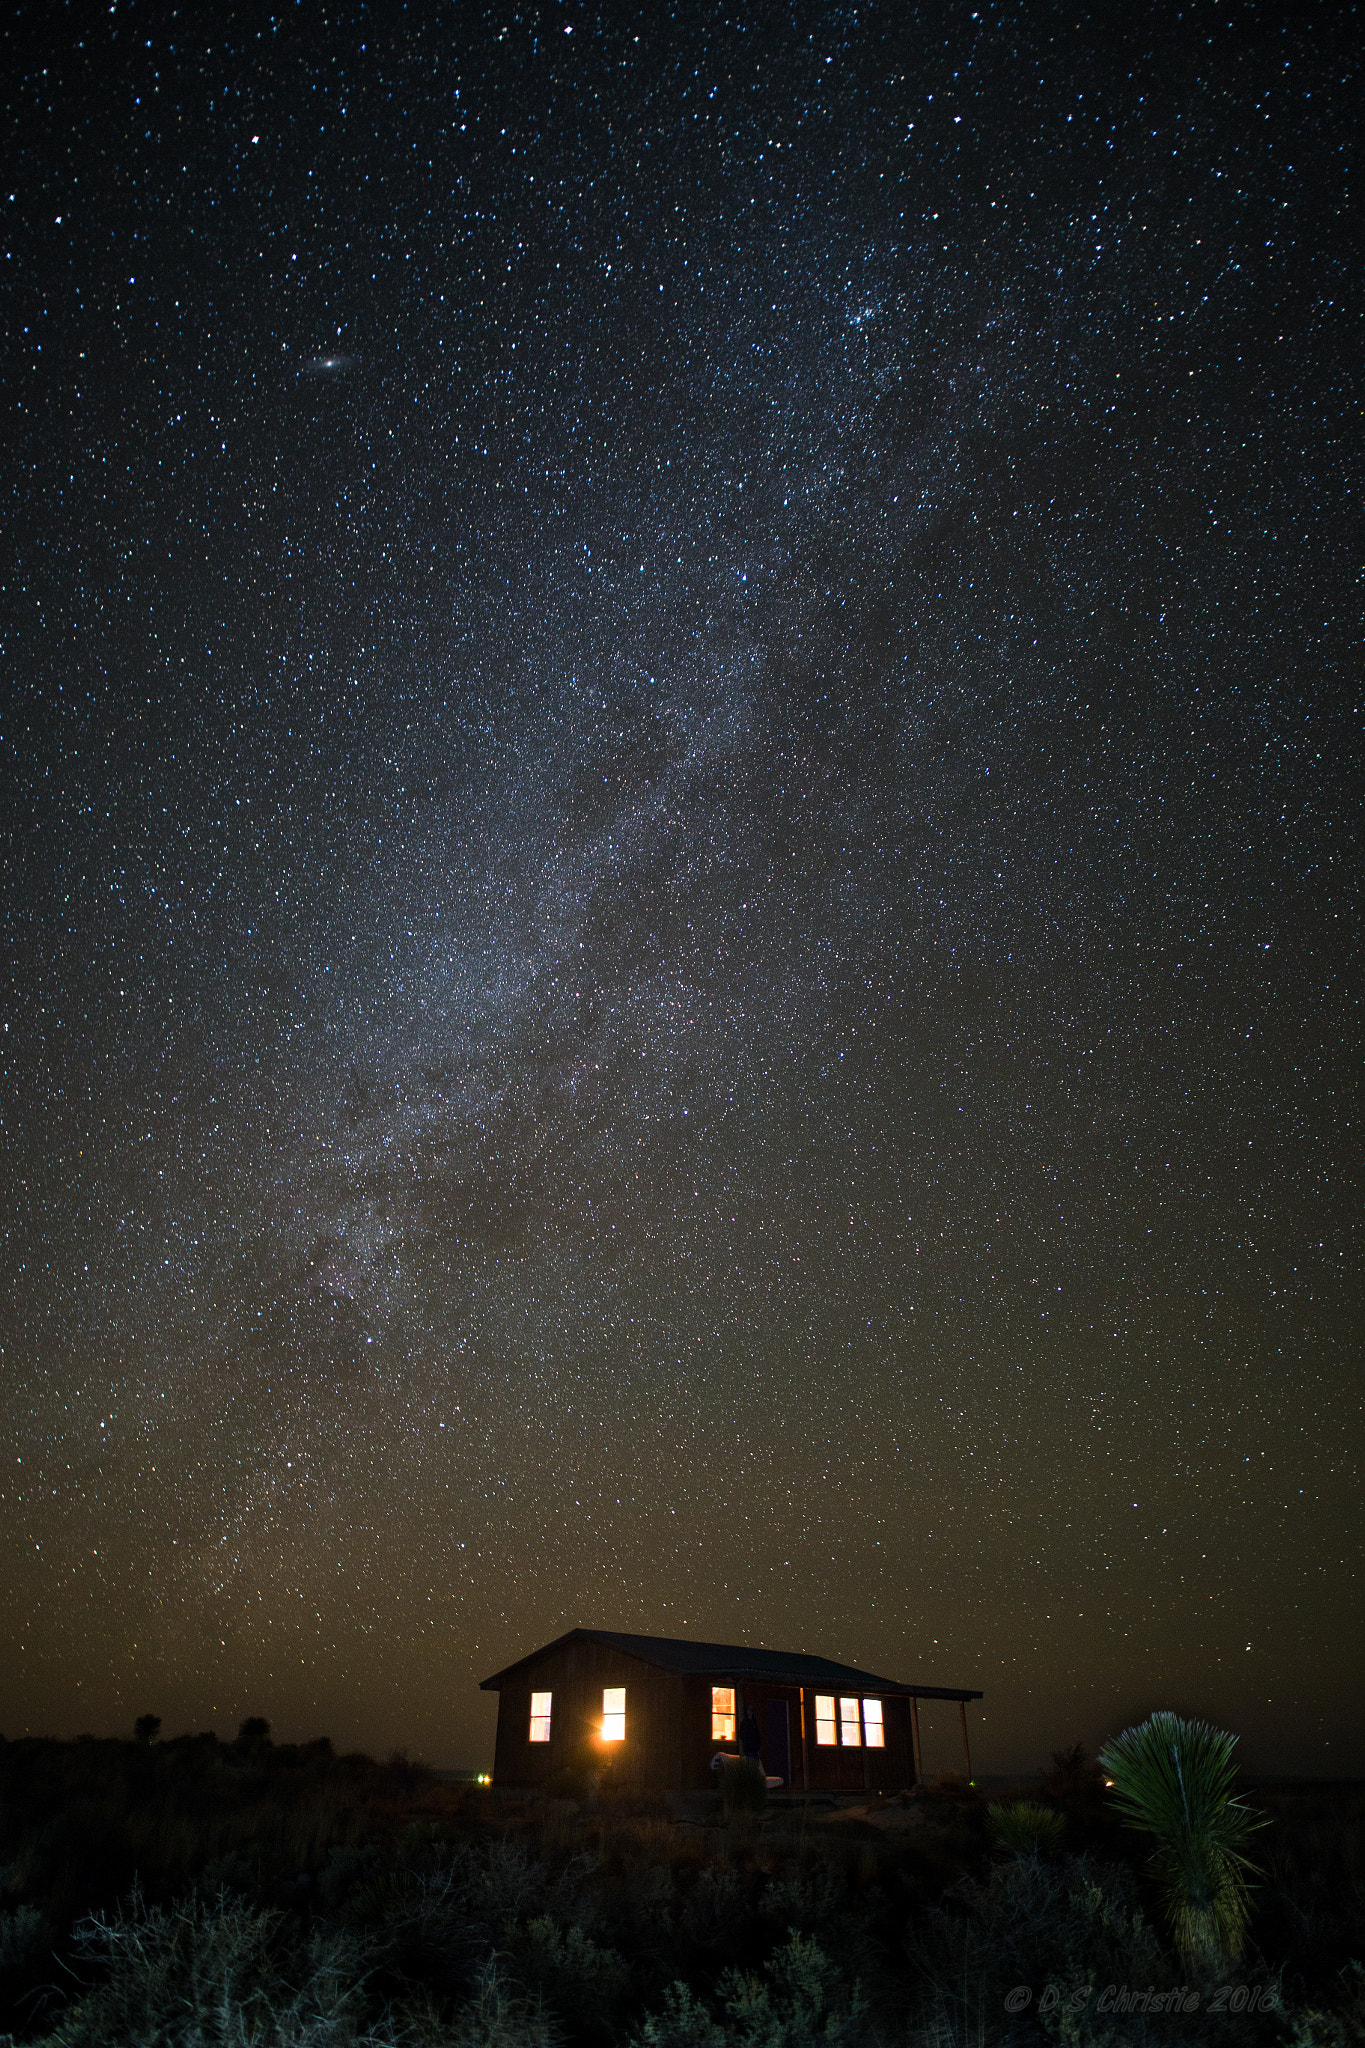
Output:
[{"xmin": 481, "ymin": 1629, "xmax": 982, "ymax": 1792}]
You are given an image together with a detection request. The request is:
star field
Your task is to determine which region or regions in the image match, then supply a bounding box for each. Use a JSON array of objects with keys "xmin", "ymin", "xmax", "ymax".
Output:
[{"xmin": 1, "ymin": 1, "xmax": 1360, "ymax": 1772}]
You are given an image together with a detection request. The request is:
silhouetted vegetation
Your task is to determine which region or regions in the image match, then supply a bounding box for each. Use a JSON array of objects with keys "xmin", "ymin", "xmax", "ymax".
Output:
[
  {"xmin": 717, "ymin": 1759, "xmax": 768, "ymax": 1819},
  {"xmin": 0, "ymin": 1720, "xmax": 1360, "ymax": 2044}
]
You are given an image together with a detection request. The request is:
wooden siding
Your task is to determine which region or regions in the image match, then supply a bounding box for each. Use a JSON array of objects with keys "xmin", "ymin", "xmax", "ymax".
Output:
[
  {"xmin": 800, "ymin": 1690, "xmax": 918, "ymax": 1792},
  {"xmin": 493, "ymin": 1645, "xmax": 929, "ymax": 1791},
  {"xmin": 491, "ymin": 1636, "xmax": 681, "ymax": 1790}
]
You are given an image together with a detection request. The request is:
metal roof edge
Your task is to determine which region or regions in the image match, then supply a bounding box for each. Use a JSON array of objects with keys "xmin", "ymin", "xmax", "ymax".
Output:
[{"xmin": 480, "ymin": 1629, "xmax": 981, "ymax": 1700}]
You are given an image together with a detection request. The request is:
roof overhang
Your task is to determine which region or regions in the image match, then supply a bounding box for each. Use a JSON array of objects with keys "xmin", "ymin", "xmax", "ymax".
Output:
[{"xmin": 479, "ymin": 1628, "xmax": 981, "ymax": 1699}]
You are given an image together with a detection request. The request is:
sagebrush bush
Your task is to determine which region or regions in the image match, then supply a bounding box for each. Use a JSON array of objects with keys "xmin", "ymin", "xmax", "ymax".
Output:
[
  {"xmin": 636, "ymin": 1932, "xmax": 865, "ymax": 2048},
  {"xmin": 0, "ymin": 1905, "xmax": 52, "ymax": 1979},
  {"xmin": 449, "ymin": 1959, "xmax": 560, "ymax": 2048},
  {"xmin": 908, "ymin": 1852, "xmax": 1170, "ymax": 2025},
  {"xmin": 514, "ymin": 1918, "xmax": 630, "ymax": 2031},
  {"xmin": 34, "ymin": 1891, "xmax": 378, "ymax": 2047}
]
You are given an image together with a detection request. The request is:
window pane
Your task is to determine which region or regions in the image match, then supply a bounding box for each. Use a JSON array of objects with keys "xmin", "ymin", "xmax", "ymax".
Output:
[
  {"xmin": 839, "ymin": 1696, "xmax": 861, "ymax": 1746},
  {"xmin": 814, "ymin": 1693, "xmax": 837, "ymax": 1745},
  {"xmin": 862, "ymin": 1698, "xmax": 884, "ymax": 1748},
  {"xmin": 711, "ymin": 1685, "xmax": 736, "ymax": 1741},
  {"xmin": 602, "ymin": 1686, "xmax": 626, "ymax": 1741},
  {"xmin": 529, "ymin": 1690, "xmax": 553, "ymax": 1743}
]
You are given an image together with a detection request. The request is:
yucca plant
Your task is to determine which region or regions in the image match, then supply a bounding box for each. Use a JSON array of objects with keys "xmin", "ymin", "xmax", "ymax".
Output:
[
  {"xmin": 1098, "ymin": 1712, "xmax": 1267, "ymax": 1966},
  {"xmin": 986, "ymin": 1800, "xmax": 1065, "ymax": 1856}
]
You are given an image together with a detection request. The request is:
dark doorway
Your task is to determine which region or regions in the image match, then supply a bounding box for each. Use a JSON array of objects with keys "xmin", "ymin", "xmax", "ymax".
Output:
[{"xmin": 765, "ymin": 1699, "xmax": 791, "ymax": 1785}]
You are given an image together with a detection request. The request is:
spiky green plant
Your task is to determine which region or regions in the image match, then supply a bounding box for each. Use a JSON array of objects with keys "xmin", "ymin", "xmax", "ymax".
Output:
[
  {"xmin": 1098, "ymin": 1712, "xmax": 1267, "ymax": 1966},
  {"xmin": 986, "ymin": 1800, "xmax": 1065, "ymax": 1857}
]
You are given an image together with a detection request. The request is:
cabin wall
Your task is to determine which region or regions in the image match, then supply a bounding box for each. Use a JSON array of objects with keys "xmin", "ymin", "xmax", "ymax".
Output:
[
  {"xmin": 491, "ymin": 1639, "xmax": 679, "ymax": 1790},
  {"xmin": 682, "ymin": 1679, "xmax": 921, "ymax": 1793},
  {"xmin": 491, "ymin": 1642, "xmax": 939, "ymax": 1792}
]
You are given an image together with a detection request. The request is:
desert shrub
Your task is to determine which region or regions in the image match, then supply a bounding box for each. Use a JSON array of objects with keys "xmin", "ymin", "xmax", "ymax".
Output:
[
  {"xmin": 1253, "ymin": 1785, "xmax": 1365, "ymax": 1993},
  {"xmin": 1276, "ymin": 1960, "xmax": 1365, "ymax": 2048},
  {"xmin": 33, "ymin": 1889, "xmax": 379, "ymax": 2047},
  {"xmin": 636, "ymin": 1980, "xmax": 727, "ymax": 2048},
  {"xmin": 718, "ymin": 1761, "xmax": 768, "ymax": 1819},
  {"xmin": 986, "ymin": 1802, "xmax": 1066, "ymax": 1857},
  {"xmin": 1099, "ymin": 1713, "xmax": 1266, "ymax": 1966},
  {"xmin": 351, "ymin": 1861, "xmax": 480, "ymax": 2002},
  {"xmin": 0, "ymin": 1902, "xmax": 55, "ymax": 2034},
  {"xmin": 441, "ymin": 1840, "xmax": 553, "ymax": 1943},
  {"xmin": 513, "ymin": 1917, "xmax": 630, "ymax": 2030},
  {"xmin": 909, "ymin": 1852, "xmax": 1169, "ymax": 2026},
  {"xmin": 636, "ymin": 1932, "xmax": 866, "ymax": 2048},
  {"xmin": 721, "ymin": 1930, "xmax": 867, "ymax": 2048},
  {"xmin": 316, "ymin": 1843, "xmax": 378, "ymax": 1914},
  {"xmin": 0, "ymin": 1904, "xmax": 52, "ymax": 1977},
  {"xmin": 758, "ymin": 1865, "xmax": 886, "ymax": 1989},
  {"xmin": 449, "ymin": 1958, "xmax": 560, "ymax": 2048},
  {"xmin": 759, "ymin": 1867, "xmax": 850, "ymax": 1937},
  {"xmin": 680, "ymin": 1867, "xmax": 750, "ymax": 1965}
]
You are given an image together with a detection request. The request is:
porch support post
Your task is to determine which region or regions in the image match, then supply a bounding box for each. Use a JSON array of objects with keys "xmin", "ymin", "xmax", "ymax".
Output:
[
  {"xmin": 910, "ymin": 1694, "xmax": 923, "ymax": 1788},
  {"xmin": 958, "ymin": 1700, "xmax": 973, "ymax": 1784},
  {"xmin": 799, "ymin": 1688, "xmax": 811, "ymax": 1792}
]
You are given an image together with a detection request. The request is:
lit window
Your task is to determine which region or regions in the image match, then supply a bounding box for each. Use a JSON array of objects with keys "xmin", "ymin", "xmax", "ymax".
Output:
[
  {"xmin": 602, "ymin": 1686, "xmax": 626, "ymax": 1741},
  {"xmin": 815, "ymin": 1694, "xmax": 837, "ymax": 1745},
  {"xmin": 711, "ymin": 1685, "xmax": 736, "ymax": 1741},
  {"xmin": 529, "ymin": 1692, "xmax": 552, "ymax": 1743},
  {"xmin": 862, "ymin": 1698, "xmax": 885, "ymax": 1748},
  {"xmin": 839, "ymin": 1696, "xmax": 862, "ymax": 1746}
]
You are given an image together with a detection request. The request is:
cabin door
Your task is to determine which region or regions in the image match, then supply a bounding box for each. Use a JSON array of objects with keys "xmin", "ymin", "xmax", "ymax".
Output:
[{"xmin": 765, "ymin": 1699, "xmax": 791, "ymax": 1785}]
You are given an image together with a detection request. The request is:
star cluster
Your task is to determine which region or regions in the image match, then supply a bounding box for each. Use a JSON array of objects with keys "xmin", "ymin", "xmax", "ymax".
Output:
[{"xmin": 1, "ymin": 2, "xmax": 1359, "ymax": 1770}]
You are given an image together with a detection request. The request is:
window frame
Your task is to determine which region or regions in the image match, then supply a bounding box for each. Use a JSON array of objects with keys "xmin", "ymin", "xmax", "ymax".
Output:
[
  {"xmin": 862, "ymin": 1697, "xmax": 885, "ymax": 1748},
  {"xmin": 528, "ymin": 1690, "xmax": 553, "ymax": 1743},
  {"xmin": 711, "ymin": 1685, "xmax": 736, "ymax": 1742},
  {"xmin": 814, "ymin": 1693, "xmax": 838, "ymax": 1746},
  {"xmin": 839, "ymin": 1696, "xmax": 862, "ymax": 1746},
  {"xmin": 601, "ymin": 1685, "xmax": 626, "ymax": 1742}
]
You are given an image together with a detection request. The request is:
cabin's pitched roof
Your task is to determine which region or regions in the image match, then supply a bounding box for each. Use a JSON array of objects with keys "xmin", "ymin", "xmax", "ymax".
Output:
[{"xmin": 480, "ymin": 1628, "xmax": 981, "ymax": 1700}]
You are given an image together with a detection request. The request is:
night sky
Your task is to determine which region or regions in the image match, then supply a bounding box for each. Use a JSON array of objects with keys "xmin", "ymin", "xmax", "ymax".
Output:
[{"xmin": 2, "ymin": 0, "xmax": 1360, "ymax": 1777}]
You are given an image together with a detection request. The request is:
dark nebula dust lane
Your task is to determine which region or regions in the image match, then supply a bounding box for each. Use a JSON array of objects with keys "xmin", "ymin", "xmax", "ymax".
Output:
[{"xmin": 1, "ymin": 2, "xmax": 1359, "ymax": 1769}]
